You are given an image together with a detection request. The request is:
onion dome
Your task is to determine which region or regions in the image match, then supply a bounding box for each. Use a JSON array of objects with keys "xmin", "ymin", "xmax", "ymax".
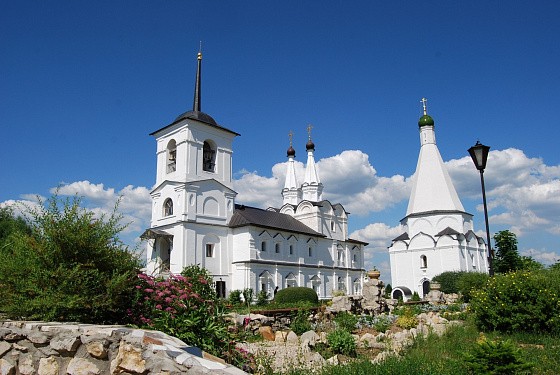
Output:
[
  {"xmin": 418, "ymin": 97, "xmax": 435, "ymax": 127},
  {"xmin": 287, "ymin": 145, "xmax": 296, "ymax": 157},
  {"xmin": 418, "ymin": 114, "xmax": 435, "ymax": 127},
  {"xmin": 306, "ymin": 139, "xmax": 315, "ymax": 151}
]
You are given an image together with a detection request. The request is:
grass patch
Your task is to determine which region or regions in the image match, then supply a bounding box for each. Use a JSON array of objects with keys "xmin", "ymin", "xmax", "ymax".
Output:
[{"xmin": 287, "ymin": 317, "xmax": 560, "ymax": 375}]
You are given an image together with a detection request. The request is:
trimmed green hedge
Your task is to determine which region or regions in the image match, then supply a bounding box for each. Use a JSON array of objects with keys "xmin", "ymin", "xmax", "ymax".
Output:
[{"xmin": 274, "ymin": 287, "xmax": 319, "ymax": 306}]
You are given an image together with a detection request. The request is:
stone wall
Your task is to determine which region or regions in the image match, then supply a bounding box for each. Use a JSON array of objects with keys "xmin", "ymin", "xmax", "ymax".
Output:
[{"xmin": 0, "ymin": 321, "xmax": 246, "ymax": 375}]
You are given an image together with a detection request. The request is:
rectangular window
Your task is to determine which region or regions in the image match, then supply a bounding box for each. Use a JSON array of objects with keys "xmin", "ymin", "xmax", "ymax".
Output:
[
  {"xmin": 275, "ymin": 243, "xmax": 280, "ymax": 253},
  {"xmin": 206, "ymin": 244, "xmax": 214, "ymax": 257},
  {"xmin": 261, "ymin": 242, "xmax": 267, "ymax": 252},
  {"xmin": 308, "ymin": 247, "xmax": 312, "ymax": 257},
  {"xmin": 289, "ymin": 245, "xmax": 294, "ymax": 255},
  {"xmin": 216, "ymin": 280, "xmax": 226, "ymax": 299}
]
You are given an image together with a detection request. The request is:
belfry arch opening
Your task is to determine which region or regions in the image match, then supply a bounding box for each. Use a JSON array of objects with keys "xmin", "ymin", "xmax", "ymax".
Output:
[
  {"xmin": 166, "ymin": 139, "xmax": 177, "ymax": 173},
  {"xmin": 203, "ymin": 140, "xmax": 216, "ymax": 172}
]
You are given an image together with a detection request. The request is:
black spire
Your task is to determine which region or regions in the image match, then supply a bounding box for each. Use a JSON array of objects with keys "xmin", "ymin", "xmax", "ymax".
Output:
[{"xmin": 193, "ymin": 52, "xmax": 202, "ymax": 112}]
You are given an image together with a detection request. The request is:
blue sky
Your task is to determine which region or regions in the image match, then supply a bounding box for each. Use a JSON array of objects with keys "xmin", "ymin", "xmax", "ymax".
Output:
[{"xmin": 2, "ymin": 1, "xmax": 559, "ymax": 280}]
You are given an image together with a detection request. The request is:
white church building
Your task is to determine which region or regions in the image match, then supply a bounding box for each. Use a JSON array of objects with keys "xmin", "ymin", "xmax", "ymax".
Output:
[
  {"xmin": 388, "ymin": 99, "xmax": 489, "ymax": 300},
  {"xmin": 143, "ymin": 52, "xmax": 366, "ymax": 299}
]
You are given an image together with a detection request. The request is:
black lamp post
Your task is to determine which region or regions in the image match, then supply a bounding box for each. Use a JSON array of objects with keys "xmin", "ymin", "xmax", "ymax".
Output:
[{"xmin": 468, "ymin": 141, "xmax": 494, "ymax": 276}]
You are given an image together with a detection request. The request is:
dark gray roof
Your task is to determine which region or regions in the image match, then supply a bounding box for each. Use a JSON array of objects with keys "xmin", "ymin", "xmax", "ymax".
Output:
[
  {"xmin": 229, "ymin": 205, "xmax": 324, "ymax": 237},
  {"xmin": 347, "ymin": 238, "xmax": 368, "ymax": 245},
  {"xmin": 435, "ymin": 227, "xmax": 461, "ymax": 237},
  {"xmin": 149, "ymin": 112, "xmax": 240, "ymax": 137},
  {"xmin": 392, "ymin": 232, "xmax": 410, "ymax": 241}
]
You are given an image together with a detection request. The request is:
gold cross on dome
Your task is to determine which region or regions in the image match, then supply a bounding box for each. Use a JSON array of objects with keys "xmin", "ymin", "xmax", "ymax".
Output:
[
  {"xmin": 307, "ymin": 124, "xmax": 313, "ymax": 140},
  {"xmin": 288, "ymin": 130, "xmax": 293, "ymax": 146},
  {"xmin": 420, "ymin": 98, "xmax": 428, "ymax": 115}
]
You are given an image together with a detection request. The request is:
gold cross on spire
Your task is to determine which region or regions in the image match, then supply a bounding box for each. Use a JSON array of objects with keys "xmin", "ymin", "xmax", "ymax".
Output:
[
  {"xmin": 198, "ymin": 41, "xmax": 202, "ymax": 60},
  {"xmin": 307, "ymin": 124, "xmax": 313, "ymax": 140},
  {"xmin": 420, "ymin": 98, "xmax": 428, "ymax": 115},
  {"xmin": 288, "ymin": 130, "xmax": 293, "ymax": 146}
]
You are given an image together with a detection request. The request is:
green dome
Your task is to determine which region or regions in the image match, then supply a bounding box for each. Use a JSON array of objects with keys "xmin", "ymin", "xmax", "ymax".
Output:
[{"xmin": 418, "ymin": 114, "xmax": 435, "ymax": 127}]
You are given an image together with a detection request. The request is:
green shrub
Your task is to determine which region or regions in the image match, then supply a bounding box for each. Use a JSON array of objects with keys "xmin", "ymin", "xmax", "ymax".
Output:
[
  {"xmin": 290, "ymin": 309, "xmax": 312, "ymax": 335},
  {"xmin": 410, "ymin": 291, "xmax": 421, "ymax": 301},
  {"xmin": 229, "ymin": 290, "xmax": 243, "ymax": 305},
  {"xmin": 383, "ymin": 283, "xmax": 392, "ymax": 299},
  {"xmin": 327, "ymin": 329, "xmax": 356, "ymax": 356},
  {"xmin": 395, "ymin": 307, "xmax": 419, "ymax": 330},
  {"xmin": 256, "ymin": 289, "xmax": 269, "ymax": 306},
  {"xmin": 470, "ymin": 269, "xmax": 560, "ymax": 333},
  {"xmin": 0, "ymin": 195, "xmax": 141, "ymax": 323},
  {"xmin": 274, "ymin": 287, "xmax": 319, "ymax": 306},
  {"xmin": 242, "ymin": 288, "xmax": 254, "ymax": 306},
  {"xmin": 464, "ymin": 334, "xmax": 533, "ymax": 374},
  {"xmin": 334, "ymin": 311, "xmax": 358, "ymax": 332},
  {"xmin": 456, "ymin": 272, "xmax": 490, "ymax": 302},
  {"xmin": 373, "ymin": 315, "xmax": 394, "ymax": 333},
  {"xmin": 432, "ymin": 271, "xmax": 463, "ymax": 294}
]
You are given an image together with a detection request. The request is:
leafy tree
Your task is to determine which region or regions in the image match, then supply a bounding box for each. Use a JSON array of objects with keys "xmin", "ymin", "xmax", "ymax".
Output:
[
  {"xmin": 493, "ymin": 230, "xmax": 522, "ymax": 273},
  {"xmin": 0, "ymin": 195, "xmax": 141, "ymax": 323},
  {"xmin": 519, "ymin": 256, "xmax": 544, "ymax": 271},
  {"xmin": 0, "ymin": 206, "xmax": 31, "ymax": 246},
  {"xmin": 384, "ymin": 283, "xmax": 392, "ymax": 299}
]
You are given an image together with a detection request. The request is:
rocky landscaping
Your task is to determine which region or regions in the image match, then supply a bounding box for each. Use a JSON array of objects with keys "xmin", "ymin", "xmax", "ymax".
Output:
[
  {"xmin": 232, "ymin": 309, "xmax": 462, "ymax": 374},
  {"xmin": 0, "ymin": 321, "xmax": 245, "ymax": 375}
]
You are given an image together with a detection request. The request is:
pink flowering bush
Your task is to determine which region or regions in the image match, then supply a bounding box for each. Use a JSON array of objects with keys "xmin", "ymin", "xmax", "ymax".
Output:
[{"xmin": 130, "ymin": 270, "xmax": 236, "ymax": 361}]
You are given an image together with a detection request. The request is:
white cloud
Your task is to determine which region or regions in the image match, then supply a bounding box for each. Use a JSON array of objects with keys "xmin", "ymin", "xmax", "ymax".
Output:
[
  {"xmin": 520, "ymin": 248, "xmax": 559, "ymax": 265},
  {"xmin": 233, "ymin": 150, "xmax": 411, "ymax": 215},
  {"xmin": 350, "ymin": 222, "xmax": 403, "ymax": 281},
  {"xmin": 447, "ymin": 148, "xmax": 560, "ymax": 238}
]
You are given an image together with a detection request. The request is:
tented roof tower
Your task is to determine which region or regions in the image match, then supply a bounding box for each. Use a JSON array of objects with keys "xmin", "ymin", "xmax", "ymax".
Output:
[{"xmin": 406, "ymin": 98, "xmax": 465, "ymax": 216}]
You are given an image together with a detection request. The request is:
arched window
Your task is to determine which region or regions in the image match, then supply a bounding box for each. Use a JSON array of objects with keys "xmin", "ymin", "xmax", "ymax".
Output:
[
  {"xmin": 420, "ymin": 255, "xmax": 427, "ymax": 269},
  {"xmin": 310, "ymin": 275, "xmax": 321, "ymax": 296},
  {"xmin": 259, "ymin": 271, "xmax": 273, "ymax": 296},
  {"xmin": 275, "ymin": 243, "xmax": 281, "ymax": 253},
  {"xmin": 289, "ymin": 244, "xmax": 294, "ymax": 255},
  {"xmin": 337, "ymin": 246, "xmax": 345, "ymax": 266},
  {"xmin": 261, "ymin": 241, "xmax": 267, "ymax": 252},
  {"xmin": 308, "ymin": 246, "xmax": 313, "ymax": 257},
  {"xmin": 163, "ymin": 198, "xmax": 173, "ymax": 216},
  {"xmin": 286, "ymin": 273, "xmax": 297, "ymax": 288},
  {"xmin": 331, "ymin": 220, "xmax": 335, "ymax": 231},
  {"xmin": 337, "ymin": 277, "xmax": 346, "ymax": 293},
  {"xmin": 203, "ymin": 140, "xmax": 216, "ymax": 172},
  {"xmin": 353, "ymin": 278, "xmax": 361, "ymax": 295},
  {"xmin": 166, "ymin": 140, "xmax": 177, "ymax": 173}
]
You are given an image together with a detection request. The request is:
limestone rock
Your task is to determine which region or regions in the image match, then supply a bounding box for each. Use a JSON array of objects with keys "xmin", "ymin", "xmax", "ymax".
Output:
[
  {"xmin": 67, "ymin": 358, "xmax": 101, "ymax": 375},
  {"xmin": 50, "ymin": 334, "xmax": 81, "ymax": 353},
  {"xmin": 259, "ymin": 326, "xmax": 275, "ymax": 342},
  {"xmin": 86, "ymin": 341, "xmax": 107, "ymax": 359},
  {"xmin": 28, "ymin": 332, "xmax": 49, "ymax": 344},
  {"xmin": 286, "ymin": 331, "xmax": 298, "ymax": 345},
  {"xmin": 38, "ymin": 357, "xmax": 59, "ymax": 375},
  {"xmin": 18, "ymin": 354, "xmax": 35, "ymax": 375},
  {"xmin": 110, "ymin": 342, "xmax": 146, "ymax": 374},
  {"xmin": 300, "ymin": 330, "xmax": 319, "ymax": 347},
  {"xmin": 359, "ymin": 333, "xmax": 376, "ymax": 348},
  {"xmin": 3, "ymin": 333, "xmax": 22, "ymax": 342},
  {"xmin": 0, "ymin": 341, "xmax": 11, "ymax": 357},
  {"xmin": 0, "ymin": 358, "xmax": 15, "ymax": 375}
]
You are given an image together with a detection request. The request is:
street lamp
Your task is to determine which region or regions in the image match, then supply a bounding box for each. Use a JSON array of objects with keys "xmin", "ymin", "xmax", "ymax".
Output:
[{"xmin": 468, "ymin": 141, "xmax": 494, "ymax": 276}]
